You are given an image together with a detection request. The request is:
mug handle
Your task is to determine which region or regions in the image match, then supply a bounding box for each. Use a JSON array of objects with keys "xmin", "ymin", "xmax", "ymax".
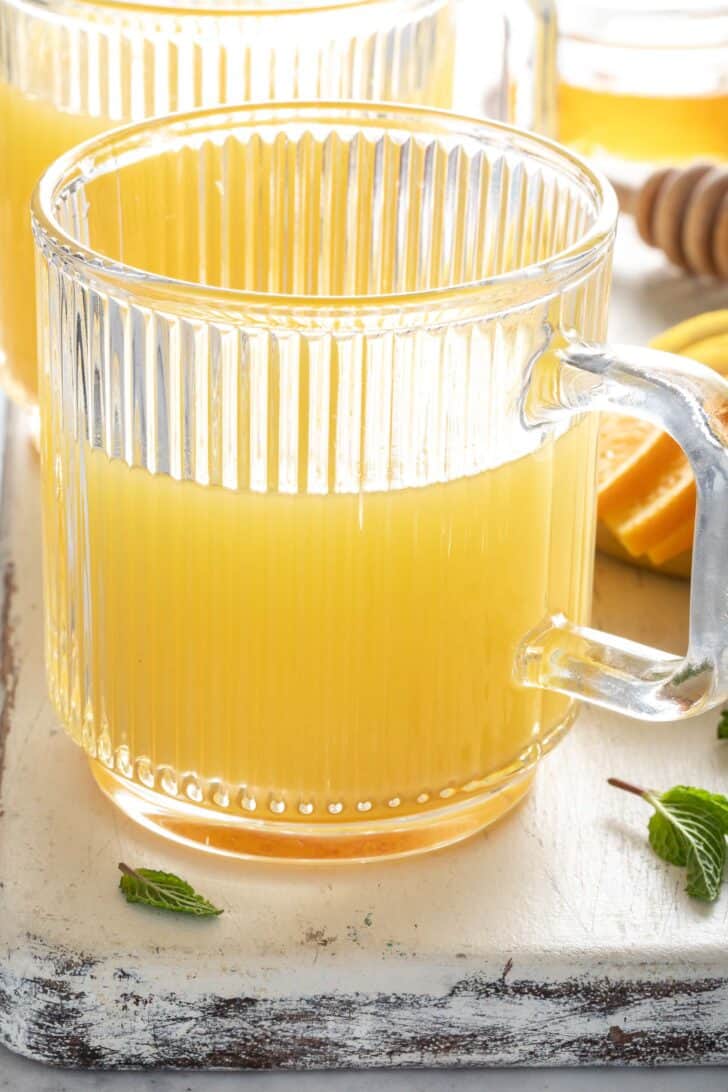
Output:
[{"xmin": 517, "ymin": 341, "xmax": 728, "ymax": 721}]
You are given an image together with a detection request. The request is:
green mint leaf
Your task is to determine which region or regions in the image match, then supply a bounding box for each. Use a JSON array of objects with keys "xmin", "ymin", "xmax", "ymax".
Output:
[
  {"xmin": 661, "ymin": 786, "xmax": 728, "ymax": 835},
  {"xmin": 649, "ymin": 786, "xmax": 728, "ymax": 864},
  {"xmin": 648, "ymin": 809, "xmax": 688, "ymax": 866},
  {"xmin": 718, "ymin": 709, "xmax": 728, "ymax": 740},
  {"xmin": 671, "ymin": 659, "xmax": 711, "ymax": 686},
  {"xmin": 645, "ymin": 791, "xmax": 725, "ymax": 902},
  {"xmin": 118, "ymin": 863, "xmax": 222, "ymax": 917}
]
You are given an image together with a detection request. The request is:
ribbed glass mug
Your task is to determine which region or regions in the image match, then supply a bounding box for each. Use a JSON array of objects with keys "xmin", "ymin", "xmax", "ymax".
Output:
[
  {"xmin": 33, "ymin": 104, "xmax": 728, "ymax": 861},
  {"xmin": 0, "ymin": 0, "xmax": 457, "ymax": 409}
]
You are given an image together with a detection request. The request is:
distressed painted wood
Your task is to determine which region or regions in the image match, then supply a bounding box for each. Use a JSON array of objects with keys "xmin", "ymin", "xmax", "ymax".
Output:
[{"xmin": 2, "ymin": 221, "xmax": 728, "ymax": 1070}]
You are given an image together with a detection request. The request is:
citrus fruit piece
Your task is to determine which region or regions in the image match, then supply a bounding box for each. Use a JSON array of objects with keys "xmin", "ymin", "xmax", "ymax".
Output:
[
  {"xmin": 596, "ymin": 311, "xmax": 728, "ymax": 576},
  {"xmin": 596, "ymin": 522, "xmax": 692, "ymax": 579},
  {"xmin": 647, "ymin": 519, "xmax": 694, "ymax": 567}
]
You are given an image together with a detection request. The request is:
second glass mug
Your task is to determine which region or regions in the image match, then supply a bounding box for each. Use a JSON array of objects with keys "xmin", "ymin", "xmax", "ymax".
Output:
[
  {"xmin": 0, "ymin": 0, "xmax": 458, "ymax": 409},
  {"xmin": 33, "ymin": 103, "xmax": 728, "ymax": 862}
]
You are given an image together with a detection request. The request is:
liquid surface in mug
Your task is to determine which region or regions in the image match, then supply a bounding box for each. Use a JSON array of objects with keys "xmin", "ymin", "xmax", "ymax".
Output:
[
  {"xmin": 43, "ymin": 418, "xmax": 597, "ymax": 821},
  {"xmin": 558, "ymin": 83, "xmax": 728, "ymax": 164}
]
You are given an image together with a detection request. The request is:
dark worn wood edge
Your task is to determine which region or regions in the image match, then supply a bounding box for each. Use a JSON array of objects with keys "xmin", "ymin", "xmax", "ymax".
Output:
[
  {"xmin": 1, "ymin": 936, "xmax": 727, "ymax": 1069},
  {"xmin": 0, "ymin": 395, "xmax": 16, "ymax": 806},
  {"xmin": 0, "ymin": 558, "xmax": 17, "ymax": 804}
]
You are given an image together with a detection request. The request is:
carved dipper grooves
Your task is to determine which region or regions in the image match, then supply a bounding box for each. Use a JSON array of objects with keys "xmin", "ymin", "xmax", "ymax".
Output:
[{"xmin": 615, "ymin": 163, "xmax": 728, "ymax": 278}]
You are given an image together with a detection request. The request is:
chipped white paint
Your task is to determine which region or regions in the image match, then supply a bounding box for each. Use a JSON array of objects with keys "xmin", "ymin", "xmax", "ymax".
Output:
[{"xmin": 1, "ymin": 220, "xmax": 728, "ymax": 1069}]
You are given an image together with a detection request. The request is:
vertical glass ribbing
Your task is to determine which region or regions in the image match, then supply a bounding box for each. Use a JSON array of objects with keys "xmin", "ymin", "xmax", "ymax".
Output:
[{"xmin": 35, "ymin": 110, "xmax": 611, "ymax": 823}]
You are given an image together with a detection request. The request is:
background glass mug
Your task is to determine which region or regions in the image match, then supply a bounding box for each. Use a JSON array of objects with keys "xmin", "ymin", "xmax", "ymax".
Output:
[
  {"xmin": 0, "ymin": 0, "xmax": 457, "ymax": 409},
  {"xmin": 33, "ymin": 103, "xmax": 728, "ymax": 862}
]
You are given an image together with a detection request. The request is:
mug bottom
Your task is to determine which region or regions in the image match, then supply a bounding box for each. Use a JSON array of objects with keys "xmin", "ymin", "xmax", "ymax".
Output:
[{"xmin": 90, "ymin": 761, "xmax": 536, "ymax": 863}]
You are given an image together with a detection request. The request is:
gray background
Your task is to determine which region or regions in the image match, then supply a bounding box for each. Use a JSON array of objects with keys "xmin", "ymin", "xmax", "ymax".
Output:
[
  {"xmin": 2, "ymin": 1049, "xmax": 728, "ymax": 1091},
  {"xmin": 0, "ymin": 1052, "xmax": 728, "ymax": 1092}
]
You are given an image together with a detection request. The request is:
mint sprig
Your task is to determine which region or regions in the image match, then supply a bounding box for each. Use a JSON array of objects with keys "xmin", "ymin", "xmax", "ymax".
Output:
[
  {"xmin": 118, "ymin": 863, "xmax": 223, "ymax": 917},
  {"xmin": 608, "ymin": 779, "xmax": 728, "ymax": 902},
  {"xmin": 718, "ymin": 709, "xmax": 728, "ymax": 740}
]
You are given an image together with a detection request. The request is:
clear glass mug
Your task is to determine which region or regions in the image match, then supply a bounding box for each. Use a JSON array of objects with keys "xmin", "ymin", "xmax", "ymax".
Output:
[
  {"xmin": 0, "ymin": 0, "xmax": 458, "ymax": 410},
  {"xmin": 33, "ymin": 103, "xmax": 728, "ymax": 862}
]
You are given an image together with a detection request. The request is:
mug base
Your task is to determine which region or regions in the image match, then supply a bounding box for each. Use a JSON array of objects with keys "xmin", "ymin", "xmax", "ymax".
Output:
[{"xmin": 90, "ymin": 761, "xmax": 535, "ymax": 863}]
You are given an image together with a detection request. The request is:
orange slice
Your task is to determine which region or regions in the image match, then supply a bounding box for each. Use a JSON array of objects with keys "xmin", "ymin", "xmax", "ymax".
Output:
[
  {"xmin": 597, "ymin": 412, "xmax": 662, "ymax": 517},
  {"xmin": 596, "ymin": 522, "xmax": 692, "ymax": 579},
  {"xmin": 647, "ymin": 518, "xmax": 694, "ymax": 567},
  {"xmin": 604, "ymin": 459, "xmax": 695, "ymax": 557},
  {"xmin": 597, "ymin": 311, "xmax": 728, "ymax": 576}
]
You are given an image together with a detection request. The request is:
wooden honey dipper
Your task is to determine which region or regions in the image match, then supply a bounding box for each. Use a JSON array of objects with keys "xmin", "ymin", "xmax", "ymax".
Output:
[{"xmin": 615, "ymin": 163, "xmax": 728, "ymax": 278}]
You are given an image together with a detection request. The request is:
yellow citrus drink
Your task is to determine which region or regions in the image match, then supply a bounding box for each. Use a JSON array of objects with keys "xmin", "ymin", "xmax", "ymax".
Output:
[
  {"xmin": 36, "ymin": 105, "xmax": 610, "ymax": 859},
  {"xmin": 43, "ymin": 417, "xmax": 597, "ymax": 838},
  {"xmin": 558, "ymin": 84, "xmax": 728, "ymax": 165},
  {"xmin": 0, "ymin": 85, "xmax": 109, "ymax": 403}
]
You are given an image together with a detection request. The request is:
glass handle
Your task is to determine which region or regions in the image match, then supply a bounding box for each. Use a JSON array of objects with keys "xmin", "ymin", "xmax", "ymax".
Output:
[{"xmin": 517, "ymin": 340, "xmax": 728, "ymax": 720}]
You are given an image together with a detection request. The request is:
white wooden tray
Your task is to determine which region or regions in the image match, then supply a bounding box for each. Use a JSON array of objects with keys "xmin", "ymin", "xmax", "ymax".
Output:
[{"xmin": 1, "ymin": 221, "xmax": 728, "ymax": 1070}]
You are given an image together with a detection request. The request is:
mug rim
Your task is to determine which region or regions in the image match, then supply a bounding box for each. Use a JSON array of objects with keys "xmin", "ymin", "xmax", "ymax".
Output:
[
  {"xmin": 558, "ymin": 0, "xmax": 728, "ymax": 48},
  {"xmin": 32, "ymin": 101, "xmax": 618, "ymax": 325},
  {"xmin": 15, "ymin": 0, "xmax": 418, "ymax": 20}
]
